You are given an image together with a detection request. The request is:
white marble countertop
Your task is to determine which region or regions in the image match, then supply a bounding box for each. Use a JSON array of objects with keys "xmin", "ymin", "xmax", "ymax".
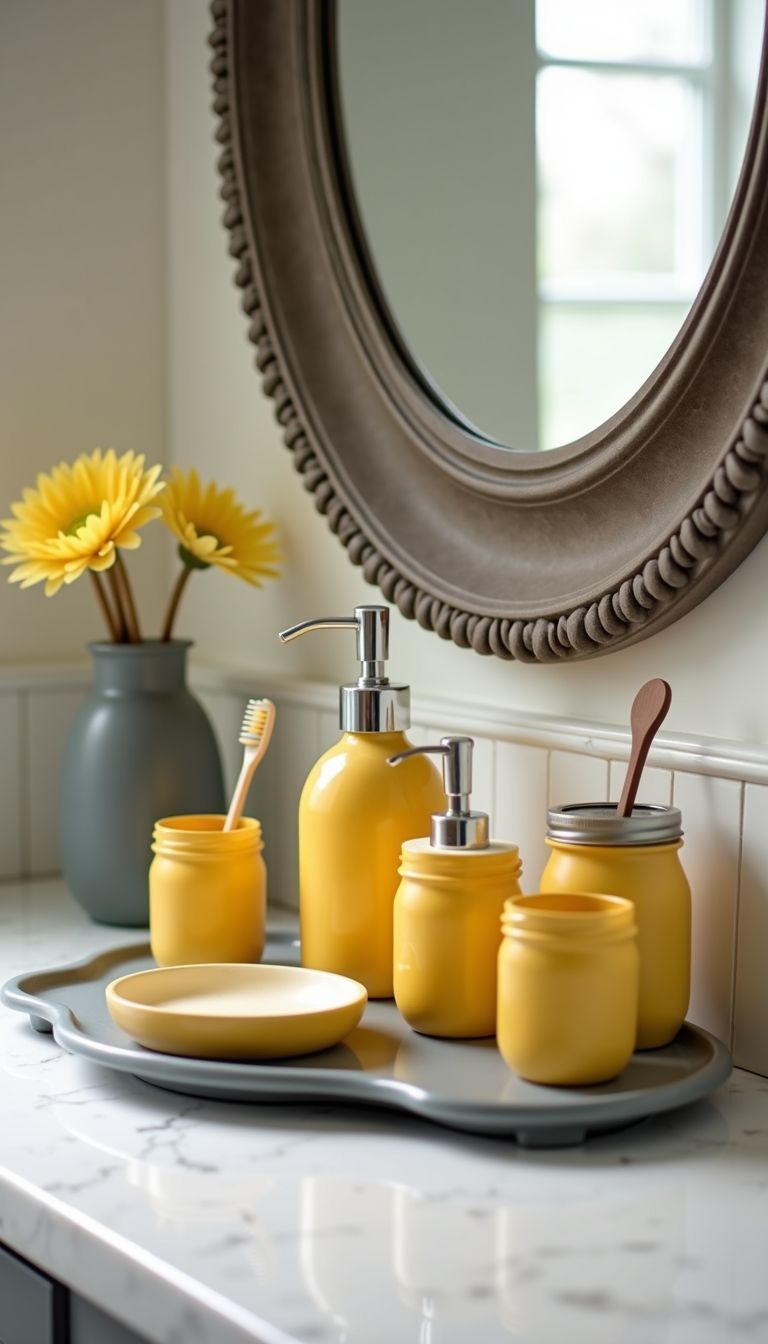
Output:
[{"xmin": 0, "ymin": 879, "xmax": 767, "ymax": 1344}]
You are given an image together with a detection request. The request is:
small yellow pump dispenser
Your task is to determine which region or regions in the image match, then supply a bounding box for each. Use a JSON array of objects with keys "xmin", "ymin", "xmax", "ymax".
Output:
[
  {"xmin": 278, "ymin": 605, "xmax": 445, "ymax": 998},
  {"xmin": 388, "ymin": 736, "xmax": 521, "ymax": 1037}
]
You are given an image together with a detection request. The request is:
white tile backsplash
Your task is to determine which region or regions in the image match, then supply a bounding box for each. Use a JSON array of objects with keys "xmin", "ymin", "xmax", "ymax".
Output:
[
  {"xmin": 26, "ymin": 687, "xmax": 85, "ymax": 875},
  {"xmin": 673, "ymin": 772, "xmax": 743, "ymax": 1044},
  {"xmin": 468, "ymin": 734, "xmax": 495, "ymax": 821},
  {"xmin": 410, "ymin": 722, "xmax": 458, "ymax": 749},
  {"xmin": 733, "ymin": 784, "xmax": 768, "ymax": 1073},
  {"xmin": 317, "ymin": 708, "xmax": 339, "ymax": 757},
  {"xmin": 549, "ymin": 751, "xmax": 609, "ymax": 808},
  {"xmin": 267, "ymin": 704, "xmax": 321, "ymax": 909},
  {"xmin": 405, "ymin": 722, "xmax": 430, "ymax": 746},
  {"xmin": 608, "ymin": 761, "xmax": 673, "ymax": 808},
  {"xmin": 495, "ymin": 742, "xmax": 550, "ymax": 891},
  {"xmin": 0, "ymin": 692, "xmax": 22, "ymax": 878},
  {"xmin": 6, "ymin": 662, "xmax": 768, "ymax": 1075},
  {"xmin": 196, "ymin": 688, "xmax": 246, "ymax": 798},
  {"xmin": 401, "ymin": 722, "xmax": 498, "ymax": 817}
]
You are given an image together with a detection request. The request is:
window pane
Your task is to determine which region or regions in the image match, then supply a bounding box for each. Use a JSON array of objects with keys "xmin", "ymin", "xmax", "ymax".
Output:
[
  {"xmin": 539, "ymin": 303, "xmax": 690, "ymax": 448},
  {"xmin": 536, "ymin": 0, "xmax": 709, "ymax": 65},
  {"xmin": 537, "ymin": 68, "xmax": 704, "ymax": 287}
]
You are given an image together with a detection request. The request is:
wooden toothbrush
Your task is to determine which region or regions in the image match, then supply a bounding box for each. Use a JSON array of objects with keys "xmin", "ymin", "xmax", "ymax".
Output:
[
  {"xmin": 617, "ymin": 678, "xmax": 672, "ymax": 817},
  {"xmin": 223, "ymin": 698, "xmax": 276, "ymax": 832}
]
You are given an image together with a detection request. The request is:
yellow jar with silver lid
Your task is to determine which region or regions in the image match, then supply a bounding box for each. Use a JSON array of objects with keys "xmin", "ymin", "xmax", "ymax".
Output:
[
  {"xmin": 389, "ymin": 737, "xmax": 522, "ymax": 1038},
  {"xmin": 540, "ymin": 803, "xmax": 690, "ymax": 1049},
  {"xmin": 497, "ymin": 891, "xmax": 639, "ymax": 1085}
]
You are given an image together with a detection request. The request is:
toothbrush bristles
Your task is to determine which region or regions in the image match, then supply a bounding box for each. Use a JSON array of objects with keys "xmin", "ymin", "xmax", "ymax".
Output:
[{"xmin": 239, "ymin": 698, "xmax": 271, "ymax": 744}]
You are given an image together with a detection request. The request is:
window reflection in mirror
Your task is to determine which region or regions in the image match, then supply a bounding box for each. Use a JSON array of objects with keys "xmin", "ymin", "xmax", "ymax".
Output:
[{"xmin": 336, "ymin": 0, "xmax": 762, "ymax": 451}]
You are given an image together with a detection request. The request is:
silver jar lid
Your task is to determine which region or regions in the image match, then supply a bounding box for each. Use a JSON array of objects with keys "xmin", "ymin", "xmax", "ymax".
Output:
[{"xmin": 547, "ymin": 802, "xmax": 682, "ymax": 846}]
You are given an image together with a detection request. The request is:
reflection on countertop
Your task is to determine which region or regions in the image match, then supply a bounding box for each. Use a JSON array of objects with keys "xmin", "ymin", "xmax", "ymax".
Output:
[{"xmin": 1, "ymin": 878, "xmax": 767, "ymax": 1344}]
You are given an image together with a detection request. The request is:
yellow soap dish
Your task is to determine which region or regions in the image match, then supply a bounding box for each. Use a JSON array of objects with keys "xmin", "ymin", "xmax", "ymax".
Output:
[{"xmin": 105, "ymin": 963, "xmax": 367, "ymax": 1061}]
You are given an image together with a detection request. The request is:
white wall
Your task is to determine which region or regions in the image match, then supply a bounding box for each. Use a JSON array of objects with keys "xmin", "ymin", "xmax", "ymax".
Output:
[
  {"xmin": 3, "ymin": 1, "xmax": 766, "ymax": 744},
  {"xmin": 166, "ymin": 0, "xmax": 768, "ymax": 746},
  {"xmin": 0, "ymin": 0, "xmax": 169, "ymax": 656}
]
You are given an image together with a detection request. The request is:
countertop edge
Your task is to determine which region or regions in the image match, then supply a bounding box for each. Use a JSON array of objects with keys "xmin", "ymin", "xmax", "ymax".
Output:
[{"xmin": 0, "ymin": 1164, "xmax": 299, "ymax": 1344}]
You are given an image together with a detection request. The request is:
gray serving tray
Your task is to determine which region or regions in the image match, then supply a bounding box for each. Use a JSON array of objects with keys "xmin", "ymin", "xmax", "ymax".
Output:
[{"xmin": 2, "ymin": 933, "xmax": 732, "ymax": 1147}]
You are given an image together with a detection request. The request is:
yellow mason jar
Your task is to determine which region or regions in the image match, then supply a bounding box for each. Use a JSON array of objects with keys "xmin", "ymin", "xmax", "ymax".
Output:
[
  {"xmin": 497, "ymin": 892, "xmax": 638, "ymax": 1085},
  {"xmin": 540, "ymin": 803, "xmax": 691, "ymax": 1049},
  {"xmin": 394, "ymin": 839, "xmax": 522, "ymax": 1037},
  {"xmin": 149, "ymin": 814, "xmax": 266, "ymax": 966}
]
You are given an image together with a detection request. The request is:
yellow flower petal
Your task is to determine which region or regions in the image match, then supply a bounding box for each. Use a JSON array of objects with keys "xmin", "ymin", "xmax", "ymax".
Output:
[
  {"xmin": 113, "ymin": 504, "xmax": 162, "ymax": 542},
  {"xmin": 160, "ymin": 468, "xmax": 280, "ymax": 587},
  {"xmin": 194, "ymin": 535, "xmax": 219, "ymax": 556},
  {"xmin": 63, "ymin": 564, "xmax": 88, "ymax": 584},
  {"xmin": 114, "ymin": 531, "xmax": 141, "ymax": 550},
  {"xmin": 88, "ymin": 553, "xmax": 116, "ymax": 573},
  {"xmin": 0, "ymin": 448, "xmax": 164, "ymax": 595}
]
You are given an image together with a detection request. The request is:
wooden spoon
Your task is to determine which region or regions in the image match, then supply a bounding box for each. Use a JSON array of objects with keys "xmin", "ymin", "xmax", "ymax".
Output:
[{"xmin": 617, "ymin": 678, "xmax": 672, "ymax": 817}]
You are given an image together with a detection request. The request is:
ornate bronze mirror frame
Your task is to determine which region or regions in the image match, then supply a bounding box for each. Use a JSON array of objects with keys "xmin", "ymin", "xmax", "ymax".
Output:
[{"xmin": 211, "ymin": 0, "xmax": 768, "ymax": 663}]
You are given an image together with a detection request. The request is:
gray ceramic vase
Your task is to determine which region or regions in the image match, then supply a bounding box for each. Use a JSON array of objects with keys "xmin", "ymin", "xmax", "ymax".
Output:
[{"xmin": 59, "ymin": 641, "xmax": 225, "ymax": 926}]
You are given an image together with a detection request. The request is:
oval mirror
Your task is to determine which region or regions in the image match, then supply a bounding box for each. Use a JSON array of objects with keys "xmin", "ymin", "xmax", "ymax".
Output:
[
  {"xmin": 337, "ymin": 0, "xmax": 762, "ymax": 451},
  {"xmin": 213, "ymin": 1, "xmax": 768, "ymax": 664}
]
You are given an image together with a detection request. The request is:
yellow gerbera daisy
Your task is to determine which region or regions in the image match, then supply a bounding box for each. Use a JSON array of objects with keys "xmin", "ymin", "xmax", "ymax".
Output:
[
  {"xmin": 160, "ymin": 468, "xmax": 281, "ymax": 587},
  {"xmin": 0, "ymin": 449, "xmax": 164, "ymax": 597}
]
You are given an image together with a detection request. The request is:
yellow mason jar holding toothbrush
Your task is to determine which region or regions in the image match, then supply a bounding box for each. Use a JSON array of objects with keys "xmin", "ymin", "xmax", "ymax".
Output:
[
  {"xmin": 497, "ymin": 892, "xmax": 638, "ymax": 1085},
  {"xmin": 150, "ymin": 815, "xmax": 266, "ymax": 966},
  {"xmin": 541, "ymin": 803, "xmax": 690, "ymax": 1049}
]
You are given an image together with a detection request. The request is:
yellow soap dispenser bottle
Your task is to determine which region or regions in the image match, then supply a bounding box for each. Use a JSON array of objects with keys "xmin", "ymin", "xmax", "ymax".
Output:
[
  {"xmin": 278, "ymin": 605, "xmax": 445, "ymax": 998},
  {"xmin": 389, "ymin": 736, "xmax": 522, "ymax": 1037}
]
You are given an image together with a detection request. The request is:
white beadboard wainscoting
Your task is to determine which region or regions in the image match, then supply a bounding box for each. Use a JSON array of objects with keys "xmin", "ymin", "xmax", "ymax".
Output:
[{"xmin": 0, "ymin": 658, "xmax": 766, "ymax": 1078}]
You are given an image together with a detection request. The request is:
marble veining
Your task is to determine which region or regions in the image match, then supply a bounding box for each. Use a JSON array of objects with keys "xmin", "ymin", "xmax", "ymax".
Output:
[{"xmin": 0, "ymin": 880, "xmax": 767, "ymax": 1343}]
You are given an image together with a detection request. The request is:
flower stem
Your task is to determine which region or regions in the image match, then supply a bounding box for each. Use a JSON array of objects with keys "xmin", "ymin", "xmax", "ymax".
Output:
[
  {"xmin": 161, "ymin": 565, "xmax": 192, "ymax": 642},
  {"xmin": 106, "ymin": 566, "xmax": 129, "ymax": 642},
  {"xmin": 89, "ymin": 571, "xmax": 120, "ymax": 642},
  {"xmin": 114, "ymin": 553, "xmax": 141, "ymax": 643}
]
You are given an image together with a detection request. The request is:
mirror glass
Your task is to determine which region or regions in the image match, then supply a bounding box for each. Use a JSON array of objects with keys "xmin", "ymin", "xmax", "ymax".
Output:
[{"xmin": 337, "ymin": 0, "xmax": 762, "ymax": 451}]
